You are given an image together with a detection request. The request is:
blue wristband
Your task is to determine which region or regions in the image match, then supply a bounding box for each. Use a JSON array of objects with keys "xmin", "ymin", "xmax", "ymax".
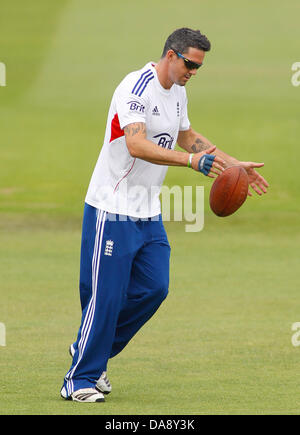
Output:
[{"xmin": 198, "ymin": 154, "xmax": 215, "ymax": 176}]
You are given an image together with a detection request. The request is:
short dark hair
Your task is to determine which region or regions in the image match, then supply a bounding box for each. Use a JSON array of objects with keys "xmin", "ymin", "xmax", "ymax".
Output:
[{"xmin": 161, "ymin": 27, "xmax": 211, "ymax": 57}]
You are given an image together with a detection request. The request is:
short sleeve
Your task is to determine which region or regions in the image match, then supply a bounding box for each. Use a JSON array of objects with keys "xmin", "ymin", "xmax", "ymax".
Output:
[
  {"xmin": 179, "ymin": 88, "xmax": 190, "ymax": 131},
  {"xmin": 116, "ymin": 90, "xmax": 148, "ymax": 130}
]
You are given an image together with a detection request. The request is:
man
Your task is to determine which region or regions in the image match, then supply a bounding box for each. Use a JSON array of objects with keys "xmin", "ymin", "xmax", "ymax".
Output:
[{"xmin": 61, "ymin": 28, "xmax": 268, "ymax": 403}]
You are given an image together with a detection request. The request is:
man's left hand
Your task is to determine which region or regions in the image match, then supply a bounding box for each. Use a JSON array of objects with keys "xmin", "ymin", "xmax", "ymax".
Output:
[{"xmin": 239, "ymin": 162, "xmax": 269, "ymax": 196}]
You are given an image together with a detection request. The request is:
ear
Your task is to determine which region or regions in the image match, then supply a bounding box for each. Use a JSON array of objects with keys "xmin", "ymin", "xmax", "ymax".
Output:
[{"xmin": 166, "ymin": 49, "xmax": 175, "ymax": 61}]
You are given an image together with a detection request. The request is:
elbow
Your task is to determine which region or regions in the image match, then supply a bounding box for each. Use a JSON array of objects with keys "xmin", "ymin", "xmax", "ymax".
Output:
[{"xmin": 126, "ymin": 140, "xmax": 141, "ymax": 158}]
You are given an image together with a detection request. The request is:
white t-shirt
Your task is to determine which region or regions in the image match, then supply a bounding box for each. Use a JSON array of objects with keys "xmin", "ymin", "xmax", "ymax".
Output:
[{"xmin": 85, "ymin": 62, "xmax": 190, "ymax": 218}]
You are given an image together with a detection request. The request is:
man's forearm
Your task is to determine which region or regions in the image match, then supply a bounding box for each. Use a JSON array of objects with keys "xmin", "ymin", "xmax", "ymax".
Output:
[
  {"xmin": 181, "ymin": 130, "xmax": 239, "ymax": 168},
  {"xmin": 126, "ymin": 137, "xmax": 189, "ymax": 167},
  {"xmin": 125, "ymin": 122, "xmax": 191, "ymax": 167}
]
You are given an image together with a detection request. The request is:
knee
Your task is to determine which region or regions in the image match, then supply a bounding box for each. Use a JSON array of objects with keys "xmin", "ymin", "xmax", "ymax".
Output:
[
  {"xmin": 161, "ymin": 285, "xmax": 169, "ymax": 302},
  {"xmin": 153, "ymin": 280, "xmax": 169, "ymax": 303}
]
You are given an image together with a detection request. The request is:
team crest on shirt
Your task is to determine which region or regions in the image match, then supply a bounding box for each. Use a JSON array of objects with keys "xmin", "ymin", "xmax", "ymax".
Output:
[{"xmin": 127, "ymin": 100, "xmax": 145, "ymax": 113}]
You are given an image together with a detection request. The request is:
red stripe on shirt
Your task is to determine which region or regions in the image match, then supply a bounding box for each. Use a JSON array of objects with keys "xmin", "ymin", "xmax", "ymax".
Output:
[
  {"xmin": 113, "ymin": 158, "xmax": 136, "ymax": 193},
  {"xmin": 110, "ymin": 113, "xmax": 124, "ymax": 143}
]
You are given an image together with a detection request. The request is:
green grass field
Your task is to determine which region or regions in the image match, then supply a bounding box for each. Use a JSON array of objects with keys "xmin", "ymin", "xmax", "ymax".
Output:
[{"xmin": 0, "ymin": 0, "xmax": 299, "ymax": 415}]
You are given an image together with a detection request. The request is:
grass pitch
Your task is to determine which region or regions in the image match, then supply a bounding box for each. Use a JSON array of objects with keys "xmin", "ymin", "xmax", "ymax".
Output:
[
  {"xmin": 0, "ymin": 214, "xmax": 299, "ymax": 415},
  {"xmin": 0, "ymin": 0, "xmax": 299, "ymax": 415}
]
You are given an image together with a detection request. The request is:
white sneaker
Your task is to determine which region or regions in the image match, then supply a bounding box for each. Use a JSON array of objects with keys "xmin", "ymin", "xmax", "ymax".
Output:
[
  {"xmin": 96, "ymin": 371, "xmax": 112, "ymax": 395},
  {"xmin": 60, "ymin": 386, "xmax": 105, "ymax": 402},
  {"xmin": 72, "ymin": 388, "xmax": 105, "ymax": 403},
  {"xmin": 68, "ymin": 344, "xmax": 112, "ymax": 395}
]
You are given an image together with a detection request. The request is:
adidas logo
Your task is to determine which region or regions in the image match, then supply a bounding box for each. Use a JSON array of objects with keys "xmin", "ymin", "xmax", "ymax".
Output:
[
  {"xmin": 104, "ymin": 240, "xmax": 114, "ymax": 256},
  {"xmin": 152, "ymin": 106, "xmax": 160, "ymax": 116}
]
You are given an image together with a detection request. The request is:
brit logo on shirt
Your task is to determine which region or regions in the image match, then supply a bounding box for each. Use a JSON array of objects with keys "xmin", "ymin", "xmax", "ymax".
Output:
[
  {"xmin": 153, "ymin": 133, "xmax": 174, "ymax": 150},
  {"xmin": 127, "ymin": 100, "xmax": 145, "ymax": 113}
]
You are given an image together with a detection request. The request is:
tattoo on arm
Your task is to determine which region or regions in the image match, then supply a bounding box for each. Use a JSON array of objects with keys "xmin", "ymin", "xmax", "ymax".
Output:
[
  {"xmin": 124, "ymin": 123, "xmax": 146, "ymax": 137},
  {"xmin": 191, "ymin": 138, "xmax": 211, "ymax": 153}
]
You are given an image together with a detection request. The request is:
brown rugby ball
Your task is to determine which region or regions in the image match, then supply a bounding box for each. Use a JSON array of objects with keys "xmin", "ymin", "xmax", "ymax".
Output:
[{"xmin": 209, "ymin": 166, "xmax": 249, "ymax": 217}]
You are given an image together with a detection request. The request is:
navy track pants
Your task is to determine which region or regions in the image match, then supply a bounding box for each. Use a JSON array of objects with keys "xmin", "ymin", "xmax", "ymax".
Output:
[{"xmin": 63, "ymin": 203, "xmax": 170, "ymax": 395}]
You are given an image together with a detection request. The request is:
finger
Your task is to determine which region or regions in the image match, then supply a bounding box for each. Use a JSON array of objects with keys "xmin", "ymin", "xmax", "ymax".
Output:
[
  {"xmin": 212, "ymin": 162, "xmax": 225, "ymax": 172},
  {"xmin": 247, "ymin": 189, "xmax": 253, "ymax": 197},
  {"xmin": 249, "ymin": 162, "xmax": 265, "ymax": 169},
  {"xmin": 210, "ymin": 168, "xmax": 222, "ymax": 177},
  {"xmin": 213, "ymin": 156, "xmax": 226, "ymax": 167},
  {"xmin": 251, "ymin": 174, "xmax": 269, "ymax": 193},
  {"xmin": 250, "ymin": 182, "xmax": 263, "ymax": 196},
  {"xmin": 258, "ymin": 182, "xmax": 268, "ymax": 194},
  {"xmin": 259, "ymin": 176, "xmax": 269, "ymax": 188},
  {"xmin": 205, "ymin": 146, "xmax": 217, "ymax": 154}
]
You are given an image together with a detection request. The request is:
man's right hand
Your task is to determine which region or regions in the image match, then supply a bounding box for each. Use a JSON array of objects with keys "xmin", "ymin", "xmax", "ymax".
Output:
[{"xmin": 191, "ymin": 146, "xmax": 226, "ymax": 178}]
